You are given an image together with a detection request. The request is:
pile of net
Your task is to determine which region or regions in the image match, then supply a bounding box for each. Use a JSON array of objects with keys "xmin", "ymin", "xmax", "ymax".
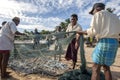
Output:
[
  {"xmin": 9, "ymin": 31, "xmax": 76, "ymax": 76},
  {"xmin": 58, "ymin": 69, "xmax": 105, "ymax": 80}
]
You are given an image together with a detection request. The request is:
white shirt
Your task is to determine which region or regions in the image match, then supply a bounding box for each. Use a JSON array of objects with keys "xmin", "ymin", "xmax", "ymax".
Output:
[
  {"xmin": 66, "ymin": 23, "xmax": 82, "ymax": 32},
  {"xmin": 66, "ymin": 23, "xmax": 82, "ymax": 37},
  {"xmin": 87, "ymin": 10, "xmax": 120, "ymax": 39},
  {"xmin": 0, "ymin": 21, "xmax": 17, "ymax": 50}
]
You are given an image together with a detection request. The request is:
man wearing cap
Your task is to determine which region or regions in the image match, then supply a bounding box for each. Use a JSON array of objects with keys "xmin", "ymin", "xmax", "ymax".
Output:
[
  {"xmin": 77, "ymin": 3, "xmax": 120, "ymax": 80},
  {"xmin": 0, "ymin": 17, "xmax": 25, "ymax": 79}
]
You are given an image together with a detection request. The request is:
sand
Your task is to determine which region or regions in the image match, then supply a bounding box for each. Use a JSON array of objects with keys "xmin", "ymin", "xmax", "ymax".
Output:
[{"xmin": 2, "ymin": 46, "xmax": 120, "ymax": 80}]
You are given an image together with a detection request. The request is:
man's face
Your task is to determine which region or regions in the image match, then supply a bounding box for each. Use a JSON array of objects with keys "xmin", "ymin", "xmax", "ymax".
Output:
[
  {"xmin": 70, "ymin": 17, "xmax": 77, "ymax": 25},
  {"xmin": 15, "ymin": 19, "xmax": 20, "ymax": 26},
  {"xmin": 93, "ymin": 9, "xmax": 98, "ymax": 15},
  {"xmin": 93, "ymin": 7, "xmax": 102, "ymax": 15}
]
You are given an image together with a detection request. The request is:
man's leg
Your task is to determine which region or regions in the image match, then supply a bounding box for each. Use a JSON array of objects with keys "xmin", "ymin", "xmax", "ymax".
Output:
[
  {"xmin": 59, "ymin": 54, "xmax": 61, "ymax": 61},
  {"xmin": 1, "ymin": 51, "xmax": 10, "ymax": 78},
  {"xmin": 103, "ymin": 65, "xmax": 112, "ymax": 80},
  {"xmin": 72, "ymin": 61, "xmax": 76, "ymax": 69},
  {"xmin": 91, "ymin": 63, "xmax": 101, "ymax": 80}
]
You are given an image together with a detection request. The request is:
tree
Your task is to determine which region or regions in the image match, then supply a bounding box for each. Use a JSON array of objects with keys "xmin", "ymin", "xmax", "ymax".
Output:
[
  {"xmin": 24, "ymin": 29, "xmax": 30, "ymax": 34},
  {"xmin": 65, "ymin": 18, "xmax": 70, "ymax": 24},
  {"xmin": 106, "ymin": 8, "xmax": 115, "ymax": 13},
  {"xmin": 60, "ymin": 18, "xmax": 70, "ymax": 31},
  {"xmin": 40, "ymin": 30, "xmax": 50, "ymax": 34}
]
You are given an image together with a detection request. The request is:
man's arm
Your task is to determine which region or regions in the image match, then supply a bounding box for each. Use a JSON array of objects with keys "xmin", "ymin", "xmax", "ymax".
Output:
[
  {"xmin": 76, "ymin": 31, "xmax": 87, "ymax": 35},
  {"xmin": 15, "ymin": 31, "xmax": 25, "ymax": 35}
]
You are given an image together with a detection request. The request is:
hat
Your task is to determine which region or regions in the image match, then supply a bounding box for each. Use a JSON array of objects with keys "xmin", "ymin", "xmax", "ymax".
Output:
[{"xmin": 89, "ymin": 3, "xmax": 105, "ymax": 15}]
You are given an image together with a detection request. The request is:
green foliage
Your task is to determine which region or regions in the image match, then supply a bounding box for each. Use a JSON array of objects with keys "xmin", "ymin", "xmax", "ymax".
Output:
[
  {"xmin": 60, "ymin": 18, "xmax": 70, "ymax": 31},
  {"xmin": 24, "ymin": 29, "xmax": 30, "ymax": 34},
  {"xmin": 40, "ymin": 30, "xmax": 50, "ymax": 34},
  {"xmin": 106, "ymin": 8, "xmax": 115, "ymax": 13}
]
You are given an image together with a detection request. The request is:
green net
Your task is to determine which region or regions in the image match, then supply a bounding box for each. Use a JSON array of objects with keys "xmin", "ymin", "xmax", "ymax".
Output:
[
  {"xmin": 58, "ymin": 69, "xmax": 105, "ymax": 80},
  {"xmin": 9, "ymin": 31, "xmax": 105, "ymax": 80},
  {"xmin": 58, "ymin": 35, "xmax": 105, "ymax": 80},
  {"xmin": 9, "ymin": 31, "xmax": 76, "ymax": 75}
]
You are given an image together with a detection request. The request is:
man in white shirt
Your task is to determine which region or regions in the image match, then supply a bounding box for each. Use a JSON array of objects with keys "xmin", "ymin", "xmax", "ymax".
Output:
[
  {"xmin": 0, "ymin": 17, "xmax": 25, "ymax": 79},
  {"xmin": 77, "ymin": 3, "xmax": 120, "ymax": 80},
  {"xmin": 65, "ymin": 14, "xmax": 82, "ymax": 69}
]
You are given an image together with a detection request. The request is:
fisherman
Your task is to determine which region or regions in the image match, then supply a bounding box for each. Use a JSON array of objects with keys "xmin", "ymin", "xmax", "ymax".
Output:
[
  {"xmin": 77, "ymin": 3, "xmax": 120, "ymax": 80},
  {"xmin": 65, "ymin": 14, "xmax": 82, "ymax": 69},
  {"xmin": 0, "ymin": 17, "xmax": 25, "ymax": 79}
]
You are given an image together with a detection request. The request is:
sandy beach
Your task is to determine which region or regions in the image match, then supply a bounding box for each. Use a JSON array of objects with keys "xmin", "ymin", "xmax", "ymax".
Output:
[{"xmin": 4, "ymin": 46, "xmax": 120, "ymax": 80}]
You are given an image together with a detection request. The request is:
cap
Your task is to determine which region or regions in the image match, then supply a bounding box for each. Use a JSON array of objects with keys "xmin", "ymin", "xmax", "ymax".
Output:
[{"xmin": 89, "ymin": 3, "xmax": 105, "ymax": 15}]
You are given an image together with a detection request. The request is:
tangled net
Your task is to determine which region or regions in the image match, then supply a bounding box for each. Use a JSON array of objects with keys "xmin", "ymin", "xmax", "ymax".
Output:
[
  {"xmin": 9, "ymin": 31, "xmax": 75, "ymax": 76},
  {"xmin": 8, "ymin": 31, "xmax": 105, "ymax": 80}
]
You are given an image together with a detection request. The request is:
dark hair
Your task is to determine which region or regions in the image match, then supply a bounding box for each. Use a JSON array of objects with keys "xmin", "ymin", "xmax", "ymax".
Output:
[
  {"xmin": 12, "ymin": 17, "xmax": 20, "ymax": 22},
  {"xmin": 71, "ymin": 14, "xmax": 78, "ymax": 20},
  {"xmin": 2, "ymin": 21, "xmax": 7, "ymax": 26}
]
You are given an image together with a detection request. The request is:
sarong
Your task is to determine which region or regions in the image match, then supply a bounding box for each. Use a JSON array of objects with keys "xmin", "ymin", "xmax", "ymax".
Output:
[
  {"xmin": 65, "ymin": 38, "xmax": 79, "ymax": 62},
  {"xmin": 92, "ymin": 38, "xmax": 119, "ymax": 66}
]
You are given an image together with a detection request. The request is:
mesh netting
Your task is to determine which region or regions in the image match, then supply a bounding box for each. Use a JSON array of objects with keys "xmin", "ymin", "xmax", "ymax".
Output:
[
  {"xmin": 9, "ymin": 31, "xmax": 76, "ymax": 75},
  {"xmin": 58, "ymin": 35, "xmax": 105, "ymax": 80},
  {"xmin": 8, "ymin": 31, "xmax": 105, "ymax": 80},
  {"xmin": 58, "ymin": 69, "xmax": 105, "ymax": 80}
]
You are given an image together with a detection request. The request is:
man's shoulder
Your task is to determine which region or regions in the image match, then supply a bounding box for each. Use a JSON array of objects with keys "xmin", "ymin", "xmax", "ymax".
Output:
[
  {"xmin": 98, "ymin": 10, "xmax": 115, "ymax": 16},
  {"xmin": 8, "ymin": 21, "xmax": 16, "ymax": 26},
  {"xmin": 95, "ymin": 10, "xmax": 110, "ymax": 17},
  {"xmin": 77, "ymin": 23, "xmax": 82, "ymax": 27},
  {"xmin": 76, "ymin": 23, "xmax": 82, "ymax": 30},
  {"xmin": 67, "ymin": 23, "xmax": 72, "ymax": 28},
  {"xmin": 77, "ymin": 23, "xmax": 81, "ymax": 26}
]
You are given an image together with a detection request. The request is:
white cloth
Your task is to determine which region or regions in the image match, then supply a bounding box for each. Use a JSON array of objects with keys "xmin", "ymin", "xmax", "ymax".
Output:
[
  {"xmin": 66, "ymin": 23, "xmax": 82, "ymax": 36},
  {"xmin": 0, "ymin": 21, "xmax": 17, "ymax": 50},
  {"xmin": 87, "ymin": 10, "xmax": 120, "ymax": 39},
  {"xmin": 66, "ymin": 23, "xmax": 82, "ymax": 32}
]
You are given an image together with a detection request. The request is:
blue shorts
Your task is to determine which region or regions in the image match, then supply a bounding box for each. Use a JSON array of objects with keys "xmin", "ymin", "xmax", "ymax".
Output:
[{"xmin": 92, "ymin": 38, "xmax": 119, "ymax": 66}]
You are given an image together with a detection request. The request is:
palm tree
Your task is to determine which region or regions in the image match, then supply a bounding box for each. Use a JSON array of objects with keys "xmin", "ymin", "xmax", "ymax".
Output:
[
  {"xmin": 60, "ymin": 18, "xmax": 70, "ymax": 31},
  {"xmin": 106, "ymin": 8, "xmax": 115, "ymax": 13},
  {"xmin": 60, "ymin": 22, "xmax": 66, "ymax": 31}
]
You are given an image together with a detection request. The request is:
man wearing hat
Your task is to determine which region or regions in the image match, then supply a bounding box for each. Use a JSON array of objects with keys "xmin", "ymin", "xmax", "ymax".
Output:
[{"xmin": 77, "ymin": 3, "xmax": 120, "ymax": 80}]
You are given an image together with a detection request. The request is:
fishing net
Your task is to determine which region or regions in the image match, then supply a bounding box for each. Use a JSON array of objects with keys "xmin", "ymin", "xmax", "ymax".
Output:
[
  {"xmin": 8, "ymin": 31, "xmax": 105, "ymax": 80},
  {"xmin": 58, "ymin": 69, "xmax": 105, "ymax": 80},
  {"xmin": 9, "ymin": 31, "xmax": 76, "ymax": 75},
  {"xmin": 58, "ymin": 35, "xmax": 105, "ymax": 80}
]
